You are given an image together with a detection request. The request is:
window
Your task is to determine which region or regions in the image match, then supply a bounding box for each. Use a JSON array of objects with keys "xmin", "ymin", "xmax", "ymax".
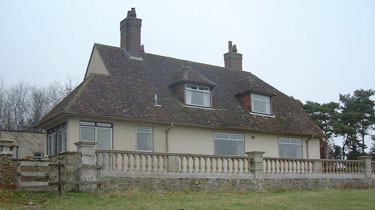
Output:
[
  {"xmin": 136, "ymin": 126, "xmax": 153, "ymax": 151},
  {"xmin": 251, "ymin": 93, "xmax": 271, "ymax": 115},
  {"xmin": 214, "ymin": 132, "xmax": 245, "ymax": 156},
  {"xmin": 279, "ymin": 138, "xmax": 303, "ymax": 158},
  {"xmin": 80, "ymin": 121, "xmax": 112, "ymax": 150},
  {"xmin": 47, "ymin": 123, "xmax": 67, "ymax": 156},
  {"xmin": 185, "ymin": 84, "xmax": 211, "ymax": 107}
]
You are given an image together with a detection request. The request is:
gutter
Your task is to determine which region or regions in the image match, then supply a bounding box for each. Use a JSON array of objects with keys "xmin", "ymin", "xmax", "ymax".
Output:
[
  {"xmin": 305, "ymin": 135, "xmax": 313, "ymax": 159},
  {"xmin": 165, "ymin": 122, "xmax": 174, "ymax": 153}
]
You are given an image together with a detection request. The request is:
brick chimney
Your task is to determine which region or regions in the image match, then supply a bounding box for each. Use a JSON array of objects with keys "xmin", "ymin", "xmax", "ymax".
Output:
[
  {"xmin": 224, "ymin": 41, "xmax": 242, "ymax": 71},
  {"xmin": 120, "ymin": 8, "xmax": 142, "ymax": 57}
]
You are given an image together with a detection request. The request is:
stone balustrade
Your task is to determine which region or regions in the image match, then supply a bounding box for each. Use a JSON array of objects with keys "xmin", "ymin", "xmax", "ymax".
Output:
[{"xmin": 95, "ymin": 150, "xmax": 256, "ymax": 178}]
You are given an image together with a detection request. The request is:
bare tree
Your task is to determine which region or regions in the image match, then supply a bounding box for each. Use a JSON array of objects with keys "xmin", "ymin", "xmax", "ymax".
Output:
[
  {"xmin": 27, "ymin": 86, "xmax": 49, "ymax": 127},
  {"xmin": 0, "ymin": 76, "xmax": 78, "ymax": 131}
]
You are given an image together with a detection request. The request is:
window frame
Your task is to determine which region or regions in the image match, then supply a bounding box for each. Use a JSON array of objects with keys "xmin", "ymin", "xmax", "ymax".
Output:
[
  {"xmin": 184, "ymin": 84, "xmax": 212, "ymax": 108},
  {"xmin": 136, "ymin": 126, "xmax": 154, "ymax": 152},
  {"xmin": 213, "ymin": 132, "xmax": 245, "ymax": 156},
  {"xmin": 250, "ymin": 93, "xmax": 272, "ymax": 115},
  {"xmin": 79, "ymin": 121, "xmax": 113, "ymax": 150},
  {"xmin": 47, "ymin": 123, "xmax": 67, "ymax": 156},
  {"xmin": 278, "ymin": 137, "xmax": 303, "ymax": 158}
]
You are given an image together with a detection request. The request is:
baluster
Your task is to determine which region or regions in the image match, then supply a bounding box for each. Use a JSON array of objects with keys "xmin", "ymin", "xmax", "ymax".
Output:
[
  {"xmin": 198, "ymin": 157, "xmax": 202, "ymax": 173},
  {"xmin": 156, "ymin": 155, "xmax": 161, "ymax": 173},
  {"xmin": 210, "ymin": 158, "xmax": 214, "ymax": 174},
  {"xmin": 231, "ymin": 159, "xmax": 235, "ymax": 174},
  {"xmin": 120, "ymin": 154, "xmax": 125, "ymax": 171},
  {"xmin": 102, "ymin": 153, "xmax": 107, "ymax": 170},
  {"xmin": 244, "ymin": 159, "xmax": 248, "ymax": 174},
  {"xmin": 186, "ymin": 156, "xmax": 191, "ymax": 173},
  {"xmin": 114, "ymin": 153, "xmax": 118, "ymax": 171},
  {"xmin": 145, "ymin": 155, "xmax": 150, "ymax": 172},
  {"xmin": 222, "ymin": 158, "xmax": 226, "ymax": 173},
  {"xmin": 108, "ymin": 153, "xmax": 112, "ymax": 171},
  {"xmin": 215, "ymin": 158, "xmax": 219, "ymax": 174},
  {"xmin": 127, "ymin": 154, "xmax": 131, "ymax": 172},
  {"xmin": 204, "ymin": 157, "xmax": 208, "ymax": 173},
  {"xmin": 191, "ymin": 156, "xmax": 196, "ymax": 173},
  {"xmin": 227, "ymin": 158, "xmax": 231, "ymax": 174},
  {"xmin": 237, "ymin": 159, "xmax": 241, "ymax": 174},
  {"xmin": 163, "ymin": 155, "xmax": 167, "ymax": 173}
]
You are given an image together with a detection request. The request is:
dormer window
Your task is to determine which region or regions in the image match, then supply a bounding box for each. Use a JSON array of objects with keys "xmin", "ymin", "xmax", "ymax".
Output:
[
  {"xmin": 185, "ymin": 84, "xmax": 211, "ymax": 107},
  {"xmin": 251, "ymin": 93, "xmax": 271, "ymax": 115}
]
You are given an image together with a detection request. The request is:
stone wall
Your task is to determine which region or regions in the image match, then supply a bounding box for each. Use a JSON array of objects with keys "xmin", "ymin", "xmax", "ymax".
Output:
[
  {"xmin": 0, "ymin": 154, "xmax": 17, "ymax": 189},
  {"xmin": 99, "ymin": 177, "xmax": 375, "ymax": 192},
  {"xmin": 49, "ymin": 152, "xmax": 82, "ymax": 191},
  {"xmin": 0, "ymin": 130, "xmax": 46, "ymax": 159}
]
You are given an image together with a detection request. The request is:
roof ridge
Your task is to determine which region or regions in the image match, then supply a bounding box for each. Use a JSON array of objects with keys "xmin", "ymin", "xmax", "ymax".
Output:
[{"xmin": 94, "ymin": 42, "xmax": 254, "ymax": 75}]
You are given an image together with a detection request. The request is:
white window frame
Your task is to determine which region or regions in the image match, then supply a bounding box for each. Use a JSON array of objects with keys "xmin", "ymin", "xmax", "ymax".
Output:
[
  {"xmin": 214, "ymin": 132, "xmax": 245, "ymax": 156},
  {"xmin": 80, "ymin": 121, "xmax": 113, "ymax": 150},
  {"xmin": 278, "ymin": 137, "xmax": 303, "ymax": 158},
  {"xmin": 251, "ymin": 93, "xmax": 271, "ymax": 115},
  {"xmin": 185, "ymin": 84, "xmax": 211, "ymax": 108},
  {"xmin": 136, "ymin": 126, "xmax": 154, "ymax": 152}
]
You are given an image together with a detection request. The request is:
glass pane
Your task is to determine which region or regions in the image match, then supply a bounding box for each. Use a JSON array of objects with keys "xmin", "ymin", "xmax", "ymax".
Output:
[
  {"xmin": 214, "ymin": 133, "xmax": 229, "ymax": 139},
  {"xmin": 51, "ymin": 133, "xmax": 56, "ymax": 155},
  {"xmin": 62, "ymin": 128, "xmax": 67, "ymax": 152},
  {"xmin": 253, "ymin": 100, "xmax": 266, "ymax": 113},
  {"xmin": 280, "ymin": 144, "xmax": 302, "ymax": 158},
  {"xmin": 97, "ymin": 122, "xmax": 112, "ymax": 128},
  {"xmin": 191, "ymin": 91, "xmax": 204, "ymax": 105},
  {"xmin": 203, "ymin": 92, "xmax": 210, "ymax": 107},
  {"xmin": 137, "ymin": 132, "xmax": 152, "ymax": 151},
  {"xmin": 136, "ymin": 126, "xmax": 152, "ymax": 133},
  {"xmin": 80, "ymin": 127, "xmax": 96, "ymax": 141},
  {"xmin": 97, "ymin": 128, "xmax": 112, "ymax": 150},
  {"xmin": 251, "ymin": 94, "xmax": 261, "ymax": 100},
  {"xmin": 229, "ymin": 134, "xmax": 244, "ymax": 140},
  {"xmin": 279, "ymin": 138, "xmax": 291, "ymax": 144},
  {"xmin": 57, "ymin": 129, "xmax": 62, "ymax": 154},
  {"xmin": 80, "ymin": 121, "xmax": 95, "ymax": 126},
  {"xmin": 215, "ymin": 139, "xmax": 244, "ymax": 156},
  {"xmin": 185, "ymin": 90, "xmax": 192, "ymax": 104},
  {"xmin": 47, "ymin": 135, "xmax": 51, "ymax": 155}
]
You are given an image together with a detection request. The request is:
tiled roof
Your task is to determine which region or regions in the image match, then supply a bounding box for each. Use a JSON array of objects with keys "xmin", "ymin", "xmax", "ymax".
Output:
[{"xmin": 38, "ymin": 43, "xmax": 323, "ymax": 137}]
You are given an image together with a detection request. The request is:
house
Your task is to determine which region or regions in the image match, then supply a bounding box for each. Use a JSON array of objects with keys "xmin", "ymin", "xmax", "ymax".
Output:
[{"xmin": 36, "ymin": 8, "xmax": 323, "ymax": 159}]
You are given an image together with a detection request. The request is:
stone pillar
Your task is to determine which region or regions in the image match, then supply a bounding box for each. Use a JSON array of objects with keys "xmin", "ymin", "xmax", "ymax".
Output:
[
  {"xmin": 75, "ymin": 141, "xmax": 98, "ymax": 191},
  {"xmin": 0, "ymin": 139, "xmax": 16, "ymax": 156},
  {"xmin": 359, "ymin": 156, "xmax": 372, "ymax": 178},
  {"xmin": 246, "ymin": 151, "xmax": 265, "ymax": 179},
  {"xmin": 313, "ymin": 160, "xmax": 323, "ymax": 174},
  {"xmin": 167, "ymin": 155, "xmax": 180, "ymax": 173},
  {"xmin": 0, "ymin": 139, "xmax": 17, "ymax": 188}
]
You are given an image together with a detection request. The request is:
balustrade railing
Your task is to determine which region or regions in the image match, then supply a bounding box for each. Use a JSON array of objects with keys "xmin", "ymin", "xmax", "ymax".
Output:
[
  {"xmin": 96, "ymin": 150, "xmax": 369, "ymax": 178},
  {"xmin": 263, "ymin": 157, "xmax": 364, "ymax": 175},
  {"xmin": 96, "ymin": 150, "xmax": 253, "ymax": 176},
  {"xmin": 321, "ymin": 159, "xmax": 363, "ymax": 174},
  {"xmin": 263, "ymin": 157, "xmax": 316, "ymax": 174}
]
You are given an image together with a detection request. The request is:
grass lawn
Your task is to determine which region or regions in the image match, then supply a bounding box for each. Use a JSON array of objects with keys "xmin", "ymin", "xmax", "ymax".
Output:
[{"xmin": 1, "ymin": 188, "xmax": 374, "ymax": 210}]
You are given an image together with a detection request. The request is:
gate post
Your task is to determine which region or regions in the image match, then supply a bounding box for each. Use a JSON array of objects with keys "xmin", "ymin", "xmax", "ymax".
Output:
[{"xmin": 75, "ymin": 141, "xmax": 98, "ymax": 191}]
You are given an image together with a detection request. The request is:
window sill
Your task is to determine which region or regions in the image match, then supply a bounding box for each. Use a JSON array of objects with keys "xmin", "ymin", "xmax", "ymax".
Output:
[
  {"xmin": 249, "ymin": 112, "xmax": 275, "ymax": 118},
  {"xmin": 184, "ymin": 105, "xmax": 214, "ymax": 110}
]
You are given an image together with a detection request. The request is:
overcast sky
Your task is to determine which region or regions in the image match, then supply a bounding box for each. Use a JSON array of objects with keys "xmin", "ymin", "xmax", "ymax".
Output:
[
  {"xmin": 1, "ymin": 0, "xmax": 374, "ymax": 103},
  {"xmin": 1, "ymin": 0, "xmax": 374, "ymax": 149}
]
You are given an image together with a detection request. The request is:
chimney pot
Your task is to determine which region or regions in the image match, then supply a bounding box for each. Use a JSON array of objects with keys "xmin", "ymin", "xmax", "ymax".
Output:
[
  {"xmin": 120, "ymin": 8, "xmax": 142, "ymax": 57},
  {"xmin": 224, "ymin": 41, "xmax": 242, "ymax": 71}
]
